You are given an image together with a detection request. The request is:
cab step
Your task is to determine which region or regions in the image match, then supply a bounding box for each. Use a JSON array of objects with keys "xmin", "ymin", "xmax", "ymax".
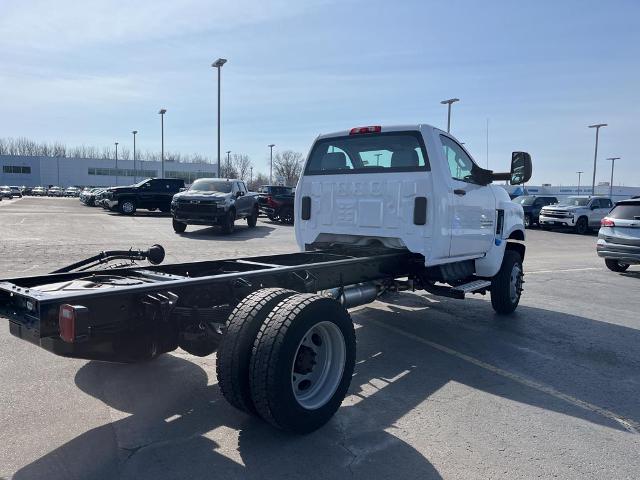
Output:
[{"xmin": 452, "ymin": 279, "xmax": 492, "ymax": 295}]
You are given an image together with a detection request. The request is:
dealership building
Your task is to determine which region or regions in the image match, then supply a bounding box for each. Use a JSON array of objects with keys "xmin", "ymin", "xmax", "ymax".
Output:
[{"xmin": 0, "ymin": 155, "xmax": 219, "ymax": 187}]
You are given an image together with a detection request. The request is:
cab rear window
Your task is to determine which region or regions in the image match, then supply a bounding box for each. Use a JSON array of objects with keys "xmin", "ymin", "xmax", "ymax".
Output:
[
  {"xmin": 305, "ymin": 131, "xmax": 429, "ymax": 175},
  {"xmin": 609, "ymin": 202, "xmax": 640, "ymax": 219}
]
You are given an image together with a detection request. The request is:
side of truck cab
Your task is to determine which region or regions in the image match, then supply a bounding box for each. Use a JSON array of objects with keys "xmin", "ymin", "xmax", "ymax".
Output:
[{"xmin": 296, "ymin": 124, "xmax": 531, "ymax": 311}]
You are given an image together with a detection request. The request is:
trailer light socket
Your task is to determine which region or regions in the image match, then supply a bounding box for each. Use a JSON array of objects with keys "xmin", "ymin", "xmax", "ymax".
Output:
[{"xmin": 59, "ymin": 304, "xmax": 89, "ymax": 343}]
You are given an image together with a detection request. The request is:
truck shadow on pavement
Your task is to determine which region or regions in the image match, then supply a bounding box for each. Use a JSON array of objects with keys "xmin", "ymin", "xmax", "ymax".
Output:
[
  {"xmin": 13, "ymin": 294, "xmax": 640, "ymax": 480},
  {"xmin": 176, "ymin": 223, "xmax": 277, "ymax": 240}
]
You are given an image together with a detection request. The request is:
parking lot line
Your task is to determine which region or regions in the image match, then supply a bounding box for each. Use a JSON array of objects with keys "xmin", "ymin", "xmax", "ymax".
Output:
[
  {"xmin": 369, "ymin": 318, "xmax": 640, "ymax": 435},
  {"xmin": 527, "ymin": 267, "xmax": 601, "ymax": 274}
]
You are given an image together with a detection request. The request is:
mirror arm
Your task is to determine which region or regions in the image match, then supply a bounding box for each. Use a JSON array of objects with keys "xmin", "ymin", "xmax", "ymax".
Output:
[{"xmin": 491, "ymin": 172, "xmax": 511, "ymax": 181}]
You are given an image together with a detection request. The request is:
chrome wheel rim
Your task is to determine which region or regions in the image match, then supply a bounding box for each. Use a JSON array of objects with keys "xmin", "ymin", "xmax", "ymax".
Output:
[
  {"xmin": 291, "ymin": 321, "xmax": 346, "ymax": 410},
  {"xmin": 510, "ymin": 263, "xmax": 523, "ymax": 303},
  {"xmin": 123, "ymin": 202, "xmax": 134, "ymax": 213}
]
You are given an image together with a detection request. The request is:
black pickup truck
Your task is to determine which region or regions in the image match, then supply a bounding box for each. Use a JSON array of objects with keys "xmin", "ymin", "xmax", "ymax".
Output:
[
  {"xmin": 171, "ymin": 178, "xmax": 259, "ymax": 234},
  {"xmin": 257, "ymin": 185, "xmax": 295, "ymax": 224},
  {"xmin": 104, "ymin": 178, "xmax": 185, "ymax": 214}
]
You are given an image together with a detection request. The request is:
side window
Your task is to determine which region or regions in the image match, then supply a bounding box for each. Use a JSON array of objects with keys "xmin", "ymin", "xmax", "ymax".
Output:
[
  {"xmin": 440, "ymin": 135, "xmax": 477, "ymax": 183},
  {"xmin": 238, "ymin": 182, "xmax": 247, "ymax": 193},
  {"xmin": 533, "ymin": 198, "xmax": 544, "ymax": 206},
  {"xmin": 601, "ymin": 199, "xmax": 612, "ymax": 209},
  {"xmin": 590, "ymin": 199, "xmax": 601, "ymax": 209}
]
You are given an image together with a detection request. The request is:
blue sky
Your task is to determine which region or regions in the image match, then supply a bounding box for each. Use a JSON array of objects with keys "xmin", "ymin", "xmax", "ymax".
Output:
[{"xmin": 1, "ymin": 0, "xmax": 638, "ymax": 185}]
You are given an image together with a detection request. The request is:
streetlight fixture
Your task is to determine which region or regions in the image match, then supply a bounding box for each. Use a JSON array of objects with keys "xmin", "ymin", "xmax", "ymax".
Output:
[
  {"xmin": 226, "ymin": 150, "xmax": 231, "ymax": 178},
  {"xmin": 158, "ymin": 109, "xmax": 167, "ymax": 178},
  {"xmin": 588, "ymin": 123, "xmax": 607, "ymax": 196},
  {"xmin": 440, "ymin": 98, "xmax": 460, "ymax": 133},
  {"xmin": 212, "ymin": 58, "xmax": 227, "ymax": 178},
  {"xmin": 268, "ymin": 144, "xmax": 275, "ymax": 184},
  {"xmin": 576, "ymin": 171, "xmax": 584, "ymax": 195},
  {"xmin": 132, "ymin": 131, "xmax": 138, "ymax": 182},
  {"xmin": 114, "ymin": 141, "xmax": 119, "ymax": 186},
  {"xmin": 606, "ymin": 157, "xmax": 620, "ymax": 199}
]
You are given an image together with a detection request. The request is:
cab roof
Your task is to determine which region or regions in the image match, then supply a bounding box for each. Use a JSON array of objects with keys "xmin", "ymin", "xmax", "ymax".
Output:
[{"xmin": 316, "ymin": 124, "xmax": 440, "ymax": 140}]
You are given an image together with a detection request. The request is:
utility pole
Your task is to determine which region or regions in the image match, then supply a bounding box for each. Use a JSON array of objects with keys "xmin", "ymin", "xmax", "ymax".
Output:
[
  {"xmin": 250, "ymin": 166, "xmax": 253, "ymax": 185},
  {"xmin": 158, "ymin": 109, "xmax": 167, "ymax": 178},
  {"xmin": 588, "ymin": 123, "xmax": 607, "ymax": 196},
  {"xmin": 212, "ymin": 58, "xmax": 227, "ymax": 178},
  {"xmin": 576, "ymin": 171, "xmax": 583, "ymax": 195},
  {"xmin": 114, "ymin": 142, "xmax": 119, "ymax": 186},
  {"xmin": 132, "ymin": 131, "xmax": 138, "ymax": 182},
  {"xmin": 226, "ymin": 150, "xmax": 231, "ymax": 178},
  {"xmin": 374, "ymin": 153, "xmax": 382, "ymax": 166},
  {"xmin": 268, "ymin": 144, "xmax": 275, "ymax": 184},
  {"xmin": 440, "ymin": 98, "xmax": 460, "ymax": 133},
  {"xmin": 606, "ymin": 157, "xmax": 620, "ymax": 199}
]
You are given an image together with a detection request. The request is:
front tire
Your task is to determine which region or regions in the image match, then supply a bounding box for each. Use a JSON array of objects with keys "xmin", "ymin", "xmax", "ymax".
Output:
[
  {"xmin": 222, "ymin": 209, "xmax": 235, "ymax": 234},
  {"xmin": 574, "ymin": 216, "xmax": 588, "ymax": 235},
  {"xmin": 524, "ymin": 214, "xmax": 532, "ymax": 228},
  {"xmin": 279, "ymin": 206, "xmax": 294, "ymax": 224},
  {"xmin": 249, "ymin": 294, "xmax": 356, "ymax": 434},
  {"xmin": 490, "ymin": 250, "xmax": 524, "ymax": 315},
  {"xmin": 216, "ymin": 288, "xmax": 297, "ymax": 415},
  {"xmin": 119, "ymin": 199, "xmax": 136, "ymax": 215},
  {"xmin": 172, "ymin": 218, "xmax": 187, "ymax": 233},
  {"xmin": 605, "ymin": 259, "xmax": 630, "ymax": 272}
]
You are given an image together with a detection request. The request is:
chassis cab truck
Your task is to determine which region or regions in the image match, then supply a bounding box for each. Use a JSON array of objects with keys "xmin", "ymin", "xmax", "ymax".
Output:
[{"xmin": 0, "ymin": 124, "xmax": 531, "ymax": 434}]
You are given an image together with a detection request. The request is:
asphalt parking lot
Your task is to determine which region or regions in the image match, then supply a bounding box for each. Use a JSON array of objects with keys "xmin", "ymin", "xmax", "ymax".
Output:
[{"xmin": 1, "ymin": 197, "xmax": 639, "ymax": 480}]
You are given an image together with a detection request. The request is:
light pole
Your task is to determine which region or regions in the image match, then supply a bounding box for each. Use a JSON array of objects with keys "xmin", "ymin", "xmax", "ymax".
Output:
[
  {"xmin": 226, "ymin": 150, "xmax": 231, "ymax": 177},
  {"xmin": 374, "ymin": 153, "xmax": 382, "ymax": 166},
  {"xmin": 606, "ymin": 157, "xmax": 620, "ymax": 199},
  {"xmin": 268, "ymin": 144, "xmax": 275, "ymax": 184},
  {"xmin": 588, "ymin": 123, "xmax": 607, "ymax": 196},
  {"xmin": 576, "ymin": 171, "xmax": 584, "ymax": 195},
  {"xmin": 132, "ymin": 131, "xmax": 138, "ymax": 182},
  {"xmin": 114, "ymin": 142, "xmax": 119, "ymax": 186},
  {"xmin": 56, "ymin": 157, "xmax": 60, "ymax": 186},
  {"xmin": 440, "ymin": 98, "xmax": 459, "ymax": 133},
  {"xmin": 212, "ymin": 58, "xmax": 227, "ymax": 178},
  {"xmin": 250, "ymin": 166, "xmax": 253, "ymax": 185},
  {"xmin": 158, "ymin": 109, "xmax": 166, "ymax": 178}
]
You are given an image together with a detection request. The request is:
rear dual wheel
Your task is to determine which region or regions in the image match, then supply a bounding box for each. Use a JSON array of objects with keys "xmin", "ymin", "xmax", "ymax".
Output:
[
  {"xmin": 216, "ymin": 290, "xmax": 356, "ymax": 433},
  {"xmin": 605, "ymin": 259, "xmax": 630, "ymax": 272}
]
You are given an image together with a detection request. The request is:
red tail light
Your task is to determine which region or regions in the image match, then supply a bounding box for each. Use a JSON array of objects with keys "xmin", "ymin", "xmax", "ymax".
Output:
[
  {"xmin": 349, "ymin": 126, "xmax": 381, "ymax": 135},
  {"xmin": 601, "ymin": 217, "xmax": 615, "ymax": 227},
  {"xmin": 266, "ymin": 196, "xmax": 280, "ymax": 208},
  {"xmin": 59, "ymin": 304, "xmax": 89, "ymax": 343}
]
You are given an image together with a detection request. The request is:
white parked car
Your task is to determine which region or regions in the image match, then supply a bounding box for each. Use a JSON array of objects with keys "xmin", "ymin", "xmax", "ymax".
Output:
[{"xmin": 539, "ymin": 196, "xmax": 613, "ymax": 234}]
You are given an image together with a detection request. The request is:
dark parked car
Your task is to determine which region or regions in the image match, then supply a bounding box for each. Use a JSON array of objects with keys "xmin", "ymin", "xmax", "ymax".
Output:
[
  {"xmin": 104, "ymin": 178, "xmax": 185, "ymax": 215},
  {"xmin": 171, "ymin": 178, "xmax": 258, "ymax": 234},
  {"xmin": 597, "ymin": 198, "xmax": 640, "ymax": 272},
  {"xmin": 257, "ymin": 185, "xmax": 295, "ymax": 224},
  {"xmin": 512, "ymin": 195, "xmax": 558, "ymax": 227}
]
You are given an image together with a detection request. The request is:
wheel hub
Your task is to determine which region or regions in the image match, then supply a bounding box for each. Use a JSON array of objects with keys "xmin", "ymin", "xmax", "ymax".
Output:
[{"xmin": 294, "ymin": 345, "xmax": 317, "ymax": 374}]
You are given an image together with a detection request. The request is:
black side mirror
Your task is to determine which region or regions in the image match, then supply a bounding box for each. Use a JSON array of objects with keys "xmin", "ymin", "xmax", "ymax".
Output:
[
  {"xmin": 510, "ymin": 152, "xmax": 532, "ymax": 185},
  {"xmin": 236, "ymin": 191, "xmax": 243, "ymax": 197}
]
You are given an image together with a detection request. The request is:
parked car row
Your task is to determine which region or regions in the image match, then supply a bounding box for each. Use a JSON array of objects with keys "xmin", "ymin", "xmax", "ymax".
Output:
[
  {"xmin": 257, "ymin": 185, "xmax": 295, "ymax": 224},
  {"xmin": 17, "ymin": 186, "xmax": 82, "ymax": 197},
  {"xmin": 0, "ymin": 186, "xmax": 24, "ymax": 200}
]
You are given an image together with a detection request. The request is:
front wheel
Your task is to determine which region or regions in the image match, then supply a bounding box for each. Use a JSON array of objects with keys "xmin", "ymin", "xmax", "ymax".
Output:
[
  {"xmin": 490, "ymin": 250, "xmax": 523, "ymax": 315},
  {"xmin": 279, "ymin": 206, "xmax": 294, "ymax": 224},
  {"xmin": 119, "ymin": 199, "xmax": 136, "ymax": 215},
  {"xmin": 249, "ymin": 293, "xmax": 356, "ymax": 434},
  {"xmin": 524, "ymin": 214, "xmax": 532, "ymax": 228},
  {"xmin": 172, "ymin": 218, "xmax": 187, "ymax": 233},
  {"xmin": 222, "ymin": 209, "xmax": 235, "ymax": 234},
  {"xmin": 605, "ymin": 259, "xmax": 630, "ymax": 272},
  {"xmin": 574, "ymin": 217, "xmax": 588, "ymax": 235}
]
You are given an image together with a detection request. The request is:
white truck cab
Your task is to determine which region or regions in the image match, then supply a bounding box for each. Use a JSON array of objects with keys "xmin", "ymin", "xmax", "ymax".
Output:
[{"xmin": 295, "ymin": 124, "xmax": 532, "ymax": 313}]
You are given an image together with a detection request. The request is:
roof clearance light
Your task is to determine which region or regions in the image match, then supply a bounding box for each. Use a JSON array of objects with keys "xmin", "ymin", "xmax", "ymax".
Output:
[{"xmin": 349, "ymin": 126, "xmax": 382, "ymax": 135}]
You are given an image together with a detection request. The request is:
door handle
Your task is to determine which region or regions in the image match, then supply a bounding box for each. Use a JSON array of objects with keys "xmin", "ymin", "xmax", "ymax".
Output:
[{"xmin": 454, "ymin": 189, "xmax": 466, "ymax": 196}]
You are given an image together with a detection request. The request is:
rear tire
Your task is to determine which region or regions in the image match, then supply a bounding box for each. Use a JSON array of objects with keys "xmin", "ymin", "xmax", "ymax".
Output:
[
  {"xmin": 216, "ymin": 288, "xmax": 297, "ymax": 415},
  {"xmin": 524, "ymin": 214, "xmax": 532, "ymax": 228},
  {"xmin": 605, "ymin": 259, "xmax": 630, "ymax": 272},
  {"xmin": 250, "ymin": 294, "xmax": 356, "ymax": 434},
  {"xmin": 490, "ymin": 250, "xmax": 524, "ymax": 315},
  {"xmin": 574, "ymin": 216, "xmax": 588, "ymax": 235},
  {"xmin": 172, "ymin": 218, "xmax": 187, "ymax": 233},
  {"xmin": 247, "ymin": 207, "xmax": 258, "ymax": 228},
  {"xmin": 119, "ymin": 199, "xmax": 136, "ymax": 215}
]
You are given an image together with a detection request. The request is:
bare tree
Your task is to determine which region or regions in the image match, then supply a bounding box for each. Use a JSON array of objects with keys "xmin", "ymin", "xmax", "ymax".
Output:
[
  {"xmin": 220, "ymin": 160, "xmax": 238, "ymax": 179},
  {"xmin": 247, "ymin": 172, "xmax": 269, "ymax": 192},
  {"xmin": 273, "ymin": 150, "xmax": 304, "ymax": 186},
  {"xmin": 231, "ymin": 153, "xmax": 252, "ymax": 181}
]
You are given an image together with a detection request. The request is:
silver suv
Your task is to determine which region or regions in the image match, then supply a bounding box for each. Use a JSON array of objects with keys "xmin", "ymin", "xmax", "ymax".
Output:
[{"xmin": 597, "ymin": 198, "xmax": 640, "ymax": 272}]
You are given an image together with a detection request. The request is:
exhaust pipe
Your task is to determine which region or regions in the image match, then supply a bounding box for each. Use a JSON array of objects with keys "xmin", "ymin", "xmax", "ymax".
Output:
[{"xmin": 325, "ymin": 283, "xmax": 379, "ymax": 309}]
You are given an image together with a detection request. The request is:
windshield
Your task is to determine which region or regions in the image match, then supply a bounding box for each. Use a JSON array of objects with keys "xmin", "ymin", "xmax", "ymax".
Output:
[
  {"xmin": 513, "ymin": 196, "xmax": 535, "ymax": 206},
  {"xmin": 305, "ymin": 131, "xmax": 429, "ymax": 175},
  {"xmin": 189, "ymin": 179, "xmax": 232, "ymax": 193},
  {"xmin": 564, "ymin": 197, "xmax": 590, "ymax": 206}
]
